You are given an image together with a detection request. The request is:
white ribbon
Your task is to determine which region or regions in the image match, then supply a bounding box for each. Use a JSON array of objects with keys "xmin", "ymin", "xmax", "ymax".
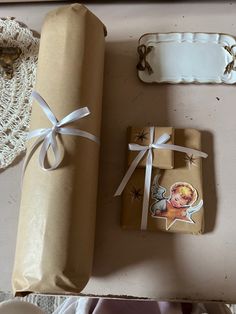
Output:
[
  {"xmin": 115, "ymin": 126, "xmax": 208, "ymax": 230},
  {"xmin": 25, "ymin": 91, "xmax": 99, "ymax": 171}
]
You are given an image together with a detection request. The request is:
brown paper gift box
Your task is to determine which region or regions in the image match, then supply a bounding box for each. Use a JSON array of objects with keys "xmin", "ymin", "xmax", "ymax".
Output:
[
  {"xmin": 122, "ymin": 129, "xmax": 204, "ymax": 234},
  {"xmin": 12, "ymin": 4, "xmax": 105, "ymax": 295},
  {"xmin": 127, "ymin": 126, "xmax": 174, "ymax": 169}
]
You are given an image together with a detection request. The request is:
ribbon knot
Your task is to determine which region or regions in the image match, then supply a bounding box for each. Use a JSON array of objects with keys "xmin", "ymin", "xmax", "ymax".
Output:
[
  {"xmin": 137, "ymin": 44, "xmax": 154, "ymax": 75},
  {"xmin": 224, "ymin": 45, "xmax": 236, "ymax": 74},
  {"xmin": 52, "ymin": 125, "xmax": 59, "ymax": 133},
  {"xmin": 115, "ymin": 127, "xmax": 208, "ymax": 230},
  {"xmin": 25, "ymin": 91, "xmax": 99, "ymax": 172}
]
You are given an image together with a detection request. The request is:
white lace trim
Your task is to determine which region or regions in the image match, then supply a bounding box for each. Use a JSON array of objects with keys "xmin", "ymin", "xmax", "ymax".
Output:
[{"xmin": 0, "ymin": 17, "xmax": 39, "ymax": 169}]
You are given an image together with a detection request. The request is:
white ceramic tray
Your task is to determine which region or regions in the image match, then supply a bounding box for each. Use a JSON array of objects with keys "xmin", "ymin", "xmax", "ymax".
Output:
[{"xmin": 137, "ymin": 33, "xmax": 236, "ymax": 84}]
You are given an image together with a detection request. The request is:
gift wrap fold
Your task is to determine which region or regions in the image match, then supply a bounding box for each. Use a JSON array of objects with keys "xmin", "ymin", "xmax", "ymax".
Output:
[
  {"xmin": 118, "ymin": 127, "xmax": 207, "ymax": 234},
  {"xmin": 12, "ymin": 4, "xmax": 105, "ymax": 295}
]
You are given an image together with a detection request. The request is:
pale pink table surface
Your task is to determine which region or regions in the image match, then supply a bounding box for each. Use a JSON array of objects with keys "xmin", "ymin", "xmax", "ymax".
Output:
[{"xmin": 0, "ymin": 0, "xmax": 235, "ymax": 302}]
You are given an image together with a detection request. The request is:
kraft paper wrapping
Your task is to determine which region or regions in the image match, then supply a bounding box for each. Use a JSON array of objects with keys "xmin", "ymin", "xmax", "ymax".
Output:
[
  {"xmin": 12, "ymin": 4, "xmax": 105, "ymax": 295},
  {"xmin": 127, "ymin": 127, "xmax": 174, "ymax": 169},
  {"xmin": 122, "ymin": 129, "xmax": 204, "ymax": 234}
]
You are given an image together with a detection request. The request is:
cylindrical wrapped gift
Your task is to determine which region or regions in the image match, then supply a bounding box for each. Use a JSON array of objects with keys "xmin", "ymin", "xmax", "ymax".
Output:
[{"xmin": 12, "ymin": 4, "xmax": 105, "ymax": 295}]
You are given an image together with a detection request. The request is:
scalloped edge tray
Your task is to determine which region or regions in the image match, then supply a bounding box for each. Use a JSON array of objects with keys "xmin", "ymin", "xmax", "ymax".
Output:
[{"xmin": 137, "ymin": 32, "xmax": 236, "ymax": 84}]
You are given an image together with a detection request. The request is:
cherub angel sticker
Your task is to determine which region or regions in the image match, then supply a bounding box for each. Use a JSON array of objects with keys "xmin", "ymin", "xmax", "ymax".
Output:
[{"xmin": 150, "ymin": 174, "xmax": 203, "ymax": 230}]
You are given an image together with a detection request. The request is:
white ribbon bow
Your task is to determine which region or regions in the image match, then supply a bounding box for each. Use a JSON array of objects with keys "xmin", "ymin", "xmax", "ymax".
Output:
[
  {"xmin": 115, "ymin": 126, "xmax": 208, "ymax": 230},
  {"xmin": 25, "ymin": 91, "xmax": 99, "ymax": 171}
]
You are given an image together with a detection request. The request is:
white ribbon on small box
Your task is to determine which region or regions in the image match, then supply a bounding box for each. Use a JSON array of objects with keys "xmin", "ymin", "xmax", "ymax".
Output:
[
  {"xmin": 115, "ymin": 126, "xmax": 208, "ymax": 230},
  {"xmin": 24, "ymin": 91, "xmax": 99, "ymax": 172}
]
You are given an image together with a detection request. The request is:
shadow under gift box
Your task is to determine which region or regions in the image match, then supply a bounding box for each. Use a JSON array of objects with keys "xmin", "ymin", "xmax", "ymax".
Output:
[{"xmin": 12, "ymin": 4, "xmax": 106, "ymax": 295}]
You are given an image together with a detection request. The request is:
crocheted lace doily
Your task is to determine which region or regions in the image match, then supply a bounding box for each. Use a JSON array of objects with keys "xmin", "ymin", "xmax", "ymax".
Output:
[{"xmin": 0, "ymin": 17, "xmax": 39, "ymax": 169}]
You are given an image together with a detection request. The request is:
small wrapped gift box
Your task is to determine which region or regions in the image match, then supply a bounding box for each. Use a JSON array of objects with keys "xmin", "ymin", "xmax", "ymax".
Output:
[
  {"xmin": 127, "ymin": 127, "xmax": 174, "ymax": 169},
  {"xmin": 116, "ymin": 127, "xmax": 207, "ymax": 234}
]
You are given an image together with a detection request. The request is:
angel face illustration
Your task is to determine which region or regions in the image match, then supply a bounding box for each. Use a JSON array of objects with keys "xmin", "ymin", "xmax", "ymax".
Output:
[
  {"xmin": 169, "ymin": 183, "xmax": 197, "ymax": 209},
  {"xmin": 150, "ymin": 174, "xmax": 202, "ymax": 230}
]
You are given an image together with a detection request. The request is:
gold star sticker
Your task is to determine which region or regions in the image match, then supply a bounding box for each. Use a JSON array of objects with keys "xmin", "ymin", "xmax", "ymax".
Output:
[
  {"xmin": 135, "ymin": 129, "xmax": 148, "ymax": 142},
  {"xmin": 152, "ymin": 206, "xmax": 194, "ymax": 230},
  {"xmin": 184, "ymin": 154, "xmax": 198, "ymax": 168},
  {"xmin": 130, "ymin": 187, "xmax": 143, "ymax": 201},
  {"xmin": 161, "ymin": 210, "xmax": 192, "ymax": 230}
]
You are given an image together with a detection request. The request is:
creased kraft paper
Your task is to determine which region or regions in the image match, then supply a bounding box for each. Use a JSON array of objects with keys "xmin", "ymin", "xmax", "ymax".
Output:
[{"xmin": 12, "ymin": 4, "xmax": 105, "ymax": 295}]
